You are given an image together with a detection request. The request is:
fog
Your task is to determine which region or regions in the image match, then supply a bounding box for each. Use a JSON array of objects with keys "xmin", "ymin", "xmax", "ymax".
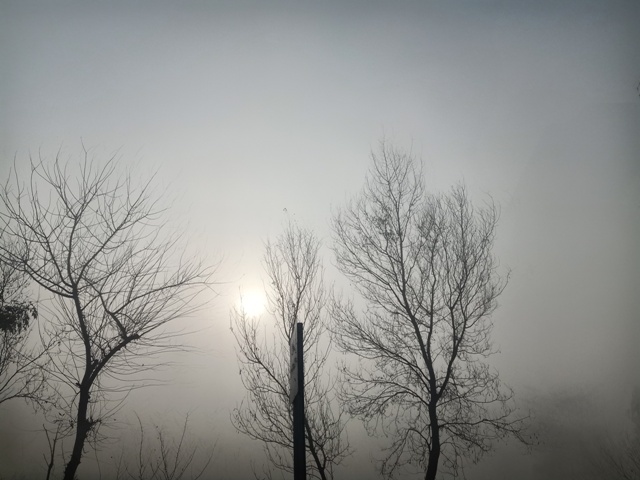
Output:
[{"xmin": 1, "ymin": 1, "xmax": 639, "ymax": 479}]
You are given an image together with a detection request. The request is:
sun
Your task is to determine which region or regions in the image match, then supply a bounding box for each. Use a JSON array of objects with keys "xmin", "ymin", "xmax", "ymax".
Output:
[{"xmin": 238, "ymin": 288, "xmax": 267, "ymax": 317}]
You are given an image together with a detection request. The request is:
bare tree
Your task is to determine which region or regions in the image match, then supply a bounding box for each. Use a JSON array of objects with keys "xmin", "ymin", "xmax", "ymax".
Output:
[
  {"xmin": 43, "ymin": 422, "xmax": 63, "ymax": 480},
  {"xmin": 597, "ymin": 388, "xmax": 640, "ymax": 480},
  {"xmin": 114, "ymin": 413, "xmax": 214, "ymax": 480},
  {"xmin": 331, "ymin": 142, "xmax": 528, "ymax": 480},
  {"xmin": 0, "ymin": 254, "xmax": 49, "ymax": 406},
  {"xmin": 0, "ymin": 150, "xmax": 215, "ymax": 480},
  {"xmin": 231, "ymin": 222, "xmax": 350, "ymax": 480}
]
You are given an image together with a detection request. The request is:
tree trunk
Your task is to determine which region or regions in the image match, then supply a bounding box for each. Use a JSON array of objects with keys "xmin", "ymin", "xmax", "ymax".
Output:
[
  {"xmin": 63, "ymin": 387, "xmax": 91, "ymax": 480},
  {"xmin": 425, "ymin": 402, "xmax": 441, "ymax": 480}
]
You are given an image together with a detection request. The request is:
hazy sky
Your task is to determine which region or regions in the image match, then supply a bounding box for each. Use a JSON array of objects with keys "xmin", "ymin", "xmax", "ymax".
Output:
[{"xmin": 1, "ymin": 1, "xmax": 639, "ymax": 479}]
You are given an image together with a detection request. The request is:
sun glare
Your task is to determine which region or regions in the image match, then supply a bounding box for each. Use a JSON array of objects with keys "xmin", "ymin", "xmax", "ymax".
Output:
[{"xmin": 239, "ymin": 289, "xmax": 267, "ymax": 317}]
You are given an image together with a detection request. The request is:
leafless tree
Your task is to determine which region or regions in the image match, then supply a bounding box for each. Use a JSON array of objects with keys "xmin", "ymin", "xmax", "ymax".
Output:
[
  {"xmin": 43, "ymin": 422, "xmax": 63, "ymax": 480},
  {"xmin": 0, "ymin": 150, "xmax": 216, "ymax": 480},
  {"xmin": 114, "ymin": 413, "xmax": 214, "ymax": 480},
  {"xmin": 596, "ymin": 388, "xmax": 640, "ymax": 480},
  {"xmin": 0, "ymin": 255, "xmax": 50, "ymax": 407},
  {"xmin": 331, "ymin": 142, "xmax": 528, "ymax": 480},
  {"xmin": 231, "ymin": 222, "xmax": 350, "ymax": 480}
]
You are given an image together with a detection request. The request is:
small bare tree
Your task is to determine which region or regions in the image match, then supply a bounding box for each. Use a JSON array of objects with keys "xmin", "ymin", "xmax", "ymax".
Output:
[
  {"xmin": 114, "ymin": 413, "xmax": 214, "ymax": 480},
  {"xmin": 231, "ymin": 222, "xmax": 350, "ymax": 480},
  {"xmin": 331, "ymin": 142, "xmax": 528, "ymax": 480},
  {"xmin": 0, "ymin": 150, "xmax": 215, "ymax": 480},
  {"xmin": 597, "ymin": 388, "xmax": 640, "ymax": 480}
]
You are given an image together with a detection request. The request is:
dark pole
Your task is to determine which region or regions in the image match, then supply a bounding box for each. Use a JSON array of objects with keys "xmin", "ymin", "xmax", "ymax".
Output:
[{"xmin": 292, "ymin": 322, "xmax": 306, "ymax": 480}]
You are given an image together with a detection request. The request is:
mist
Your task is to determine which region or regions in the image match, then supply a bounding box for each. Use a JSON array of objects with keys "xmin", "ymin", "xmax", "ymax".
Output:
[{"xmin": 1, "ymin": 1, "xmax": 639, "ymax": 479}]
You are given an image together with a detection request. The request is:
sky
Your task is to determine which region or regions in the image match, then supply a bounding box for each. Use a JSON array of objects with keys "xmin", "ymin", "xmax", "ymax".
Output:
[{"xmin": 1, "ymin": 1, "xmax": 639, "ymax": 479}]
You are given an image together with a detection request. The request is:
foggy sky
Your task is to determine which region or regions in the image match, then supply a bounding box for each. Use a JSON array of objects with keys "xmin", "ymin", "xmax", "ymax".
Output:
[{"xmin": 1, "ymin": 1, "xmax": 639, "ymax": 479}]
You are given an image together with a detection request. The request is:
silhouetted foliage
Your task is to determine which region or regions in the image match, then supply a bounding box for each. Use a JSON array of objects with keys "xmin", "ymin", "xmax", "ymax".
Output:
[
  {"xmin": 0, "ymin": 258, "xmax": 36, "ymax": 334},
  {"xmin": 0, "ymin": 149, "xmax": 216, "ymax": 480},
  {"xmin": 231, "ymin": 222, "xmax": 350, "ymax": 480},
  {"xmin": 331, "ymin": 141, "xmax": 529, "ymax": 480},
  {"xmin": 0, "ymin": 303, "xmax": 36, "ymax": 335},
  {"xmin": 0, "ymin": 256, "xmax": 49, "ymax": 406}
]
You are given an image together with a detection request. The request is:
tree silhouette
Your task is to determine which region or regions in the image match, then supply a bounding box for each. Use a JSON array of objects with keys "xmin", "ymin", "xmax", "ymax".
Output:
[
  {"xmin": 331, "ymin": 141, "xmax": 528, "ymax": 479},
  {"xmin": 231, "ymin": 222, "xmax": 350, "ymax": 480},
  {"xmin": 0, "ymin": 149, "xmax": 216, "ymax": 480}
]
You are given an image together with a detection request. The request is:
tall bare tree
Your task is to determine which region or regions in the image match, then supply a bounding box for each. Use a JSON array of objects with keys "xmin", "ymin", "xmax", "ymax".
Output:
[
  {"xmin": 231, "ymin": 222, "xmax": 349, "ymax": 480},
  {"xmin": 331, "ymin": 142, "xmax": 528, "ymax": 480},
  {"xmin": 0, "ymin": 151, "xmax": 215, "ymax": 480}
]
